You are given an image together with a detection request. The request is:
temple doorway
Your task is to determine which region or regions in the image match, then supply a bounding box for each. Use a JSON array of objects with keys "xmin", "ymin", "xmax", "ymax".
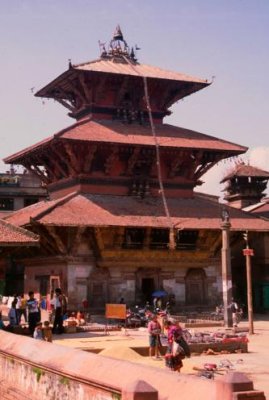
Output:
[{"xmin": 141, "ymin": 278, "xmax": 155, "ymax": 303}]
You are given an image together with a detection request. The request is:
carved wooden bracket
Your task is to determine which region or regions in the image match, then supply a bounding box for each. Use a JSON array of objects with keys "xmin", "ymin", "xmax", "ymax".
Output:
[
  {"xmin": 104, "ymin": 147, "xmax": 119, "ymax": 175},
  {"xmin": 126, "ymin": 147, "xmax": 140, "ymax": 175},
  {"xmin": 46, "ymin": 226, "xmax": 67, "ymax": 255}
]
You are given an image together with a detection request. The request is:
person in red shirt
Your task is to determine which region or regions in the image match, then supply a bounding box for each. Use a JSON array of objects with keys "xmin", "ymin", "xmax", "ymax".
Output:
[{"xmin": 147, "ymin": 314, "xmax": 162, "ymax": 359}]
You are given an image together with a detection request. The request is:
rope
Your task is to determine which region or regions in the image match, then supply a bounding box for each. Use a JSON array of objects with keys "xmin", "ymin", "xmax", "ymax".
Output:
[{"xmin": 123, "ymin": 57, "xmax": 175, "ymax": 249}]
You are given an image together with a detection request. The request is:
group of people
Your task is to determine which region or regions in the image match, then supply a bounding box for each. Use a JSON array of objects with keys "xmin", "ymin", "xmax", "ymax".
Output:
[
  {"xmin": 148, "ymin": 314, "xmax": 190, "ymax": 373},
  {"xmin": 3, "ymin": 288, "xmax": 67, "ymax": 337}
]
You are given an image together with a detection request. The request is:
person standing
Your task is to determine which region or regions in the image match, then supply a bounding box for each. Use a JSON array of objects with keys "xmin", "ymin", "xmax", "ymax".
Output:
[
  {"xmin": 230, "ymin": 298, "xmax": 239, "ymax": 327},
  {"xmin": 51, "ymin": 288, "xmax": 67, "ymax": 334},
  {"xmin": 27, "ymin": 291, "xmax": 40, "ymax": 336},
  {"xmin": 164, "ymin": 319, "xmax": 188, "ymax": 373},
  {"xmin": 153, "ymin": 297, "xmax": 158, "ymax": 311},
  {"xmin": 16, "ymin": 294, "xmax": 27, "ymax": 324},
  {"xmin": 8, "ymin": 300, "xmax": 18, "ymax": 327},
  {"xmin": 148, "ymin": 314, "xmax": 162, "ymax": 359}
]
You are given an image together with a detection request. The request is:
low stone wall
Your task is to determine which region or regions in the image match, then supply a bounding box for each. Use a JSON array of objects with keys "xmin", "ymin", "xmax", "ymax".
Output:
[
  {"xmin": 189, "ymin": 341, "xmax": 248, "ymax": 354},
  {"xmin": 0, "ymin": 331, "xmax": 264, "ymax": 400}
]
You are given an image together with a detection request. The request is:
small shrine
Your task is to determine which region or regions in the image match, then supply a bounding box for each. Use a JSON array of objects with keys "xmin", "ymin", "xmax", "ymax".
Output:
[{"xmin": 221, "ymin": 162, "xmax": 269, "ymax": 209}]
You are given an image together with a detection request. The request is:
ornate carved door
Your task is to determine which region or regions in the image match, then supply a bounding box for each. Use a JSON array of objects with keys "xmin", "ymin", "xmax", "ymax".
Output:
[{"xmin": 185, "ymin": 268, "xmax": 207, "ymax": 305}]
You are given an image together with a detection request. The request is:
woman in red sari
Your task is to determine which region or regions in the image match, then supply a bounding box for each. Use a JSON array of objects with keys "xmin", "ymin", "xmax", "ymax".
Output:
[{"xmin": 164, "ymin": 320, "xmax": 185, "ymax": 372}]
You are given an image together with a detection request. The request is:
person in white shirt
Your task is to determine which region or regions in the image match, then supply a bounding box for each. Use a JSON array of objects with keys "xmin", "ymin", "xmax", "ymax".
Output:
[
  {"xmin": 51, "ymin": 288, "xmax": 67, "ymax": 334},
  {"xmin": 27, "ymin": 291, "xmax": 40, "ymax": 336}
]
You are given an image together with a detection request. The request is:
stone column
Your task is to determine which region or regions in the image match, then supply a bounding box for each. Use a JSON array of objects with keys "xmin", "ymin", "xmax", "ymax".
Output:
[{"xmin": 221, "ymin": 219, "xmax": 233, "ymax": 327}]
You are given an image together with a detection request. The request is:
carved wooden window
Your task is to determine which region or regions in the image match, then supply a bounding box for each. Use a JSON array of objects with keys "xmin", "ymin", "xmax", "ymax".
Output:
[
  {"xmin": 176, "ymin": 230, "xmax": 199, "ymax": 250},
  {"xmin": 122, "ymin": 228, "xmax": 145, "ymax": 249},
  {"xmin": 150, "ymin": 229, "xmax": 169, "ymax": 250}
]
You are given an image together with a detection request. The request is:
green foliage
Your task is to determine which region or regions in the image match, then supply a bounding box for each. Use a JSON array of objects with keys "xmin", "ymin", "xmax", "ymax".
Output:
[
  {"xmin": 32, "ymin": 366, "xmax": 44, "ymax": 382},
  {"xmin": 59, "ymin": 376, "xmax": 70, "ymax": 386},
  {"xmin": 112, "ymin": 393, "xmax": 121, "ymax": 400}
]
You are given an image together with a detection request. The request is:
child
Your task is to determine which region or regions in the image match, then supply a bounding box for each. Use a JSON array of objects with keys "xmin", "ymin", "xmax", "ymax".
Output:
[
  {"xmin": 76, "ymin": 310, "xmax": 85, "ymax": 326},
  {"xmin": 33, "ymin": 321, "xmax": 43, "ymax": 340},
  {"xmin": 42, "ymin": 321, "xmax": 52, "ymax": 342}
]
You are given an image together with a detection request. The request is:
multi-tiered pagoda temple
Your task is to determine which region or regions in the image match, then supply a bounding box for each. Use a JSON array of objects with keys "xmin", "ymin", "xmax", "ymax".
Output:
[{"xmin": 4, "ymin": 27, "xmax": 269, "ymax": 310}]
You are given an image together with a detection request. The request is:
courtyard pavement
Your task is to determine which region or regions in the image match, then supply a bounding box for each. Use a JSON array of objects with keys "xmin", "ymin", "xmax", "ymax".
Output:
[
  {"xmin": 53, "ymin": 315, "xmax": 269, "ymax": 399},
  {"xmin": 1, "ymin": 305, "xmax": 269, "ymax": 398}
]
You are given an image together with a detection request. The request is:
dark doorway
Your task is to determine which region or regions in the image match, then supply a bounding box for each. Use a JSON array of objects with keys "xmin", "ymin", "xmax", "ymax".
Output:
[{"xmin": 141, "ymin": 278, "xmax": 155, "ymax": 303}]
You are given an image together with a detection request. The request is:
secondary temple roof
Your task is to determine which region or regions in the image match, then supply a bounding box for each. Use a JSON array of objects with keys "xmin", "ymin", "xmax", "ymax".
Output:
[
  {"xmin": 221, "ymin": 163, "xmax": 269, "ymax": 183},
  {"xmin": 0, "ymin": 218, "xmax": 39, "ymax": 246},
  {"xmin": 4, "ymin": 192, "xmax": 269, "ymax": 232}
]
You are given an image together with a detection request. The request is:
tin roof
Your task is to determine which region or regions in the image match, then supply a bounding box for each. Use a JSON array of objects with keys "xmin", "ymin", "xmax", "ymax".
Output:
[
  {"xmin": 4, "ymin": 119, "xmax": 247, "ymax": 164},
  {"xmin": 5, "ymin": 192, "xmax": 269, "ymax": 232},
  {"xmin": 0, "ymin": 219, "xmax": 39, "ymax": 246}
]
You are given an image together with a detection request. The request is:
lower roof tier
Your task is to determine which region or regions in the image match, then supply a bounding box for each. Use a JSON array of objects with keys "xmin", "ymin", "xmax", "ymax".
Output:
[{"xmin": 4, "ymin": 191, "xmax": 269, "ymax": 232}]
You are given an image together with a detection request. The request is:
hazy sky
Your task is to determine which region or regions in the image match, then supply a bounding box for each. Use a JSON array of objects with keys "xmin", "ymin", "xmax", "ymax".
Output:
[{"xmin": 1, "ymin": 0, "xmax": 268, "ymax": 196}]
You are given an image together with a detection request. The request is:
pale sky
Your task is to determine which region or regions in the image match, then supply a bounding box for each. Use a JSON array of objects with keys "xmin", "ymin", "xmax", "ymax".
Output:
[{"xmin": 1, "ymin": 0, "xmax": 268, "ymax": 196}]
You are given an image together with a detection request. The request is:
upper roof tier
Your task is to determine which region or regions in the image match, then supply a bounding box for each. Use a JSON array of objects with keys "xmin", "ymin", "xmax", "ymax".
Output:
[{"xmin": 35, "ymin": 27, "xmax": 210, "ymax": 121}]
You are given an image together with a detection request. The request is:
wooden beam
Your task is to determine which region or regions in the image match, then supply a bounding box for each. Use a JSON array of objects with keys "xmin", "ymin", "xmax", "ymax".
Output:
[
  {"xmin": 68, "ymin": 226, "xmax": 87, "ymax": 255},
  {"xmin": 126, "ymin": 147, "xmax": 140, "ymax": 175},
  {"xmin": 30, "ymin": 219, "xmax": 60, "ymax": 255},
  {"xmin": 185, "ymin": 150, "xmax": 204, "ymax": 180},
  {"xmin": 78, "ymin": 73, "xmax": 92, "ymax": 103},
  {"xmin": 55, "ymin": 98, "xmax": 76, "ymax": 112},
  {"xmin": 40, "ymin": 161, "xmax": 58, "ymax": 183},
  {"xmin": 194, "ymin": 160, "xmax": 218, "ymax": 180},
  {"xmin": 48, "ymin": 146, "xmax": 69, "ymax": 178},
  {"xmin": 46, "ymin": 226, "xmax": 67, "ymax": 254},
  {"xmin": 93, "ymin": 75, "xmax": 107, "ymax": 103},
  {"xmin": 116, "ymin": 76, "xmax": 130, "ymax": 106},
  {"xmin": 94, "ymin": 227, "xmax": 105, "ymax": 251},
  {"xmin": 168, "ymin": 151, "xmax": 184, "ymax": 178},
  {"xmin": 67, "ymin": 78, "xmax": 87, "ymax": 104},
  {"xmin": 165, "ymin": 83, "xmax": 196, "ymax": 109},
  {"xmin": 83, "ymin": 144, "xmax": 98, "ymax": 173},
  {"xmin": 51, "ymin": 141, "xmax": 79, "ymax": 175},
  {"xmin": 60, "ymin": 142, "xmax": 79, "ymax": 176},
  {"xmin": 23, "ymin": 162, "xmax": 49, "ymax": 185},
  {"xmin": 104, "ymin": 147, "xmax": 119, "ymax": 175}
]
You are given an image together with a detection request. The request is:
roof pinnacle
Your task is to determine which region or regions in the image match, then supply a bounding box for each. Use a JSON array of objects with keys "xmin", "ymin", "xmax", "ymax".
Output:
[
  {"xmin": 113, "ymin": 25, "xmax": 124, "ymax": 41},
  {"xmin": 99, "ymin": 25, "xmax": 139, "ymax": 62}
]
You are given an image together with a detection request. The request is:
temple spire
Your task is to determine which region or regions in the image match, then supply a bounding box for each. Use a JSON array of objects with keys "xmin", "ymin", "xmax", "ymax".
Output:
[
  {"xmin": 99, "ymin": 25, "xmax": 138, "ymax": 62},
  {"xmin": 113, "ymin": 25, "xmax": 124, "ymax": 41}
]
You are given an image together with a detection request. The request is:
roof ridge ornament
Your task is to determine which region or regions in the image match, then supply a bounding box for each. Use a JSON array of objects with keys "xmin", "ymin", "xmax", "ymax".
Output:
[{"xmin": 99, "ymin": 25, "xmax": 140, "ymax": 63}]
